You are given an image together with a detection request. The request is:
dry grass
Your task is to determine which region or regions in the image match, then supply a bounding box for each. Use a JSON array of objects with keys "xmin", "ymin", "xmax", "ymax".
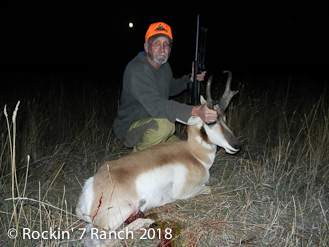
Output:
[{"xmin": 0, "ymin": 70, "xmax": 328, "ymax": 246}]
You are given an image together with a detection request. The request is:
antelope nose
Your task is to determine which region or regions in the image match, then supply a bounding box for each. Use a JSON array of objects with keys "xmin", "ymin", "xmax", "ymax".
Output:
[{"xmin": 233, "ymin": 142, "xmax": 241, "ymax": 151}]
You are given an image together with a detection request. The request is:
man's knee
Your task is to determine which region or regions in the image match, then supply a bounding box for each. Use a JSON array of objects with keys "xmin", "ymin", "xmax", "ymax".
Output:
[
  {"xmin": 154, "ymin": 118, "xmax": 175, "ymax": 139},
  {"xmin": 133, "ymin": 118, "xmax": 175, "ymax": 152},
  {"xmin": 122, "ymin": 118, "xmax": 175, "ymax": 149}
]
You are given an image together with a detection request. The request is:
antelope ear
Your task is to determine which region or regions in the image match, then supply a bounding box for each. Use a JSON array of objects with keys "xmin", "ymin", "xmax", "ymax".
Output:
[{"xmin": 200, "ymin": 95, "xmax": 207, "ymax": 105}]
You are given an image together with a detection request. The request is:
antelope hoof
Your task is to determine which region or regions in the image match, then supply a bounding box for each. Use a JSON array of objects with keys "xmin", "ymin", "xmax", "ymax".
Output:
[
  {"xmin": 201, "ymin": 186, "xmax": 211, "ymax": 195},
  {"xmin": 149, "ymin": 222, "xmax": 158, "ymax": 228}
]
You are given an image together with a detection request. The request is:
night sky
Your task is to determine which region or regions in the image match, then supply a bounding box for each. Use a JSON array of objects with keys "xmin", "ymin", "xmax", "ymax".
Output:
[{"xmin": 1, "ymin": 2, "xmax": 328, "ymax": 77}]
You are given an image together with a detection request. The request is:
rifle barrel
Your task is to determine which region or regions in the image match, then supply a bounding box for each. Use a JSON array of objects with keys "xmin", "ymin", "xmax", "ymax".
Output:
[
  {"xmin": 195, "ymin": 15, "xmax": 200, "ymax": 61},
  {"xmin": 192, "ymin": 15, "xmax": 200, "ymax": 105}
]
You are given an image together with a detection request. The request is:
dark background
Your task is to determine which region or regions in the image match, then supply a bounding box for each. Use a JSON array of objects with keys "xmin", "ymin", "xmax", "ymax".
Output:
[{"xmin": 1, "ymin": 2, "xmax": 328, "ymax": 86}]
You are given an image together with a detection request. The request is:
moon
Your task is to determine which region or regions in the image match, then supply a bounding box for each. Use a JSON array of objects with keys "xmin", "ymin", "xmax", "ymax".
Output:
[{"xmin": 129, "ymin": 22, "xmax": 133, "ymax": 28}]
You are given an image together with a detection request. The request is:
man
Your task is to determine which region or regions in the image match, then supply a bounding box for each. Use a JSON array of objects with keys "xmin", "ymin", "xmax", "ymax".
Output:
[{"xmin": 114, "ymin": 22, "xmax": 217, "ymax": 152}]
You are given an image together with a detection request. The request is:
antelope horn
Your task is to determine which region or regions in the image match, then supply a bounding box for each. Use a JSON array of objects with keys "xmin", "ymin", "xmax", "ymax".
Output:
[
  {"xmin": 206, "ymin": 75, "xmax": 214, "ymax": 108},
  {"xmin": 218, "ymin": 70, "xmax": 239, "ymax": 110}
]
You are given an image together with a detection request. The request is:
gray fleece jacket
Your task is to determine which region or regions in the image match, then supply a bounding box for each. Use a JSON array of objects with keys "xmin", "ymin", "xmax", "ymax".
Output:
[{"xmin": 114, "ymin": 52, "xmax": 194, "ymax": 140}]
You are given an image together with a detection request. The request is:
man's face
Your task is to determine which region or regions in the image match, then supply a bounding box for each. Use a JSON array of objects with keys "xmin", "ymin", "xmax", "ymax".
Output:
[{"xmin": 145, "ymin": 36, "xmax": 171, "ymax": 65}]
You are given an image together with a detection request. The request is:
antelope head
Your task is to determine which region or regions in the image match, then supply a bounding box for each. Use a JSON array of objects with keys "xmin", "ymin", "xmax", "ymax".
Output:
[{"xmin": 200, "ymin": 70, "xmax": 240, "ymax": 154}]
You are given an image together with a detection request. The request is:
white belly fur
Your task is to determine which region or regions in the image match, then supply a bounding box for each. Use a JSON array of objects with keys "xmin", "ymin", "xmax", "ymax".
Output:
[{"xmin": 135, "ymin": 164, "xmax": 189, "ymax": 211}]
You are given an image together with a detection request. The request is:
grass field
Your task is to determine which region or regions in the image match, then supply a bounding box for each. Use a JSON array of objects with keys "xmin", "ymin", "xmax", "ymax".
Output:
[{"xmin": 0, "ymin": 68, "xmax": 328, "ymax": 246}]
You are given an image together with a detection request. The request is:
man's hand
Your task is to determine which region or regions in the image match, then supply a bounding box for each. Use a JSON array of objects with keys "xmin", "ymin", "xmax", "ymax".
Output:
[
  {"xmin": 191, "ymin": 104, "xmax": 217, "ymax": 123},
  {"xmin": 190, "ymin": 62, "xmax": 207, "ymax": 82}
]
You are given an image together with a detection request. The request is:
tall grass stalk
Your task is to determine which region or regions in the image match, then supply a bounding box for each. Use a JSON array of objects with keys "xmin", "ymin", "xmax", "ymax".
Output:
[{"xmin": 4, "ymin": 102, "xmax": 21, "ymax": 246}]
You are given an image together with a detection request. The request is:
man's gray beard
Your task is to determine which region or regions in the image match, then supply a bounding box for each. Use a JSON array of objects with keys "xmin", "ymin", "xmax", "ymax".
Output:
[{"xmin": 149, "ymin": 51, "xmax": 169, "ymax": 65}]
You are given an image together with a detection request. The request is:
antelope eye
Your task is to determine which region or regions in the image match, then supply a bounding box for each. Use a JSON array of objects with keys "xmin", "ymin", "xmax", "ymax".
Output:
[{"xmin": 206, "ymin": 121, "xmax": 217, "ymax": 126}]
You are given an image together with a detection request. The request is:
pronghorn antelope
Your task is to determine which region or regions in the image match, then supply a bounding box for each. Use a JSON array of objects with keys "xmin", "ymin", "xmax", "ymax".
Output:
[{"xmin": 76, "ymin": 70, "xmax": 240, "ymax": 233}]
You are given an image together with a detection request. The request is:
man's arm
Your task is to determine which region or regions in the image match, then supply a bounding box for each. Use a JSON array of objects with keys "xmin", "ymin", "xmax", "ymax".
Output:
[
  {"xmin": 169, "ymin": 74, "xmax": 191, "ymax": 97},
  {"xmin": 131, "ymin": 70, "xmax": 194, "ymax": 124}
]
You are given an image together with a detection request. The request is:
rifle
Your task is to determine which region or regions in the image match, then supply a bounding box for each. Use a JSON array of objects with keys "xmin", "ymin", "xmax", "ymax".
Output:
[{"xmin": 188, "ymin": 15, "xmax": 208, "ymax": 105}]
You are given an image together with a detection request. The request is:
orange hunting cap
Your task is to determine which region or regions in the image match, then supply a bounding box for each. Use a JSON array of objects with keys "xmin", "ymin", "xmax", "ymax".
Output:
[{"xmin": 145, "ymin": 22, "xmax": 173, "ymax": 42}]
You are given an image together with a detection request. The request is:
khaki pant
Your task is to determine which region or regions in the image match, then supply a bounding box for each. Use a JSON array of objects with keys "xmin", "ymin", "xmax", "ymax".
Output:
[{"xmin": 122, "ymin": 117, "xmax": 180, "ymax": 152}]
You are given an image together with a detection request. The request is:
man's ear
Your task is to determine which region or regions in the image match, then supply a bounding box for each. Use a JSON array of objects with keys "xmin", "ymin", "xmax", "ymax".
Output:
[
  {"xmin": 200, "ymin": 95, "xmax": 207, "ymax": 105},
  {"xmin": 144, "ymin": 43, "xmax": 148, "ymax": 53}
]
